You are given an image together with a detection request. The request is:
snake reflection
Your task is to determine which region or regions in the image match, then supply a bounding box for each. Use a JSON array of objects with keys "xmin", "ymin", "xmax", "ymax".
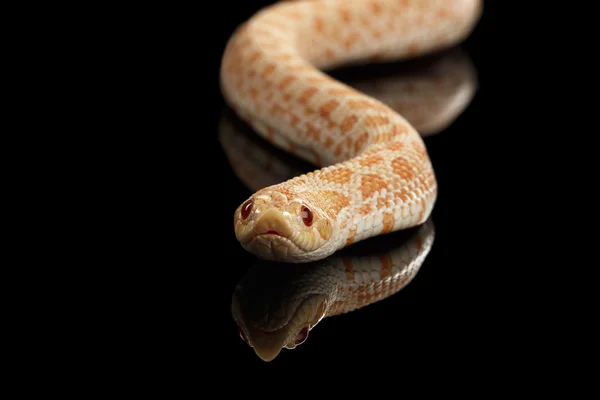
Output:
[
  {"xmin": 220, "ymin": 47, "xmax": 476, "ymax": 361},
  {"xmin": 232, "ymin": 220, "xmax": 434, "ymax": 362}
]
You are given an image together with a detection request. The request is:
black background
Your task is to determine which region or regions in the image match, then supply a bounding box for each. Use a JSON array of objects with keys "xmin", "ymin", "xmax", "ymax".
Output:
[{"xmin": 15, "ymin": 0, "xmax": 586, "ymax": 391}]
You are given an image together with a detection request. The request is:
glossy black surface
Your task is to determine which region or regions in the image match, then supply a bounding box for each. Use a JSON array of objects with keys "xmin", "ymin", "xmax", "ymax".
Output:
[{"xmin": 33, "ymin": 0, "xmax": 569, "ymax": 389}]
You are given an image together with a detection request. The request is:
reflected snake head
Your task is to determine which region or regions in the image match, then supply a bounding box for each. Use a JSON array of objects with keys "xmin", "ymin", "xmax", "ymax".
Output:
[
  {"xmin": 233, "ymin": 188, "xmax": 338, "ymax": 262},
  {"xmin": 232, "ymin": 290, "xmax": 328, "ymax": 362}
]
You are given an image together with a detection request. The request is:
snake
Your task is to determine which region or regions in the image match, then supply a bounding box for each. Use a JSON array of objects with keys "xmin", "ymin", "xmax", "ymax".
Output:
[
  {"xmin": 221, "ymin": 48, "xmax": 476, "ymax": 361},
  {"xmin": 220, "ymin": 0, "xmax": 482, "ymax": 263}
]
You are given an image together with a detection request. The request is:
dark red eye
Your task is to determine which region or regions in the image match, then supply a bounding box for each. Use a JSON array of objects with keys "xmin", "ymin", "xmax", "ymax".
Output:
[
  {"xmin": 241, "ymin": 199, "xmax": 253, "ymax": 220},
  {"xmin": 295, "ymin": 327, "xmax": 309, "ymax": 345},
  {"xmin": 301, "ymin": 205, "xmax": 313, "ymax": 226},
  {"xmin": 238, "ymin": 326, "xmax": 247, "ymax": 342}
]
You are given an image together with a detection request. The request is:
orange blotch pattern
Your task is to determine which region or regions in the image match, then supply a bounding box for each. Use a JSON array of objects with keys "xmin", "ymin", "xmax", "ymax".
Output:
[
  {"xmin": 343, "ymin": 257, "xmax": 354, "ymax": 280},
  {"xmin": 305, "ymin": 123, "xmax": 320, "ymax": 141},
  {"xmin": 319, "ymin": 99, "xmax": 340, "ymax": 119},
  {"xmin": 354, "ymin": 132, "xmax": 369, "ymax": 154},
  {"xmin": 278, "ymin": 76, "xmax": 296, "ymax": 90},
  {"xmin": 343, "ymin": 32, "xmax": 360, "ymax": 49},
  {"xmin": 298, "ymin": 87, "xmax": 318, "ymax": 104},
  {"xmin": 318, "ymin": 167, "xmax": 352, "ymax": 185},
  {"xmin": 391, "ymin": 156, "xmax": 416, "ymax": 181},
  {"xmin": 364, "ymin": 116, "xmax": 390, "ymax": 128},
  {"xmin": 358, "ymin": 154, "xmax": 383, "ymax": 168},
  {"xmin": 370, "ymin": 0, "xmax": 383, "ymax": 15},
  {"xmin": 314, "ymin": 16, "xmax": 324, "ymax": 33},
  {"xmin": 345, "ymin": 228, "xmax": 357, "ymax": 246},
  {"xmin": 359, "ymin": 203, "xmax": 373, "ymax": 215},
  {"xmin": 339, "ymin": 7, "xmax": 351, "ymax": 23},
  {"xmin": 301, "ymin": 190, "xmax": 350, "ymax": 219},
  {"xmin": 387, "ymin": 141, "xmax": 405, "ymax": 151},
  {"xmin": 324, "ymin": 137, "xmax": 334, "ymax": 148},
  {"xmin": 340, "ymin": 115, "xmax": 359, "ymax": 133},
  {"xmin": 378, "ymin": 254, "xmax": 392, "ymax": 280},
  {"xmin": 360, "ymin": 174, "xmax": 388, "ymax": 199},
  {"xmin": 381, "ymin": 212, "xmax": 395, "ymax": 234}
]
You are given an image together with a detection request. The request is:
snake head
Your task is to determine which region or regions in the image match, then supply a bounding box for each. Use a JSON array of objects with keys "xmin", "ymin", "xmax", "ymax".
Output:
[{"xmin": 233, "ymin": 188, "xmax": 337, "ymax": 262}]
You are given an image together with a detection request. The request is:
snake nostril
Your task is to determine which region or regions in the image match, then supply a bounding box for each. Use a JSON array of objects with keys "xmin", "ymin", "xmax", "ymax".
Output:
[{"xmin": 241, "ymin": 198, "xmax": 253, "ymax": 220}]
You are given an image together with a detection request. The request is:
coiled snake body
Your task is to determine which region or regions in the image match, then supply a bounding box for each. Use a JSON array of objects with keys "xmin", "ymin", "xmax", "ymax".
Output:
[{"xmin": 220, "ymin": 0, "xmax": 482, "ymax": 262}]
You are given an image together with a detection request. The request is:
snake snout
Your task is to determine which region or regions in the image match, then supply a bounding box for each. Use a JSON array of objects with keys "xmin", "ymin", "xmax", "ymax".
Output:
[{"xmin": 253, "ymin": 208, "xmax": 294, "ymax": 238}]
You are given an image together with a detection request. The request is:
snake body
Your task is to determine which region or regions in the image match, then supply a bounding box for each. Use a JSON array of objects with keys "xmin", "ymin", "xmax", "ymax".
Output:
[{"xmin": 220, "ymin": 0, "xmax": 482, "ymax": 262}]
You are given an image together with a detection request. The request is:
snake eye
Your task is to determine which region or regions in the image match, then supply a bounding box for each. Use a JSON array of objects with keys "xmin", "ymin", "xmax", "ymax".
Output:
[
  {"xmin": 241, "ymin": 199, "xmax": 253, "ymax": 220},
  {"xmin": 295, "ymin": 327, "xmax": 309, "ymax": 345},
  {"xmin": 301, "ymin": 205, "xmax": 313, "ymax": 226}
]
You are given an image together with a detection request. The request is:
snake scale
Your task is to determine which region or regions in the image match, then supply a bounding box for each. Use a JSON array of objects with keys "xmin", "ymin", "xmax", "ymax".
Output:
[{"xmin": 220, "ymin": 0, "xmax": 482, "ymax": 262}]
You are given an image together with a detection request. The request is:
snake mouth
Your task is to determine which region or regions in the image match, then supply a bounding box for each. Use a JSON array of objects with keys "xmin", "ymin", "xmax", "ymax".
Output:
[{"xmin": 259, "ymin": 230, "xmax": 282, "ymax": 237}]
